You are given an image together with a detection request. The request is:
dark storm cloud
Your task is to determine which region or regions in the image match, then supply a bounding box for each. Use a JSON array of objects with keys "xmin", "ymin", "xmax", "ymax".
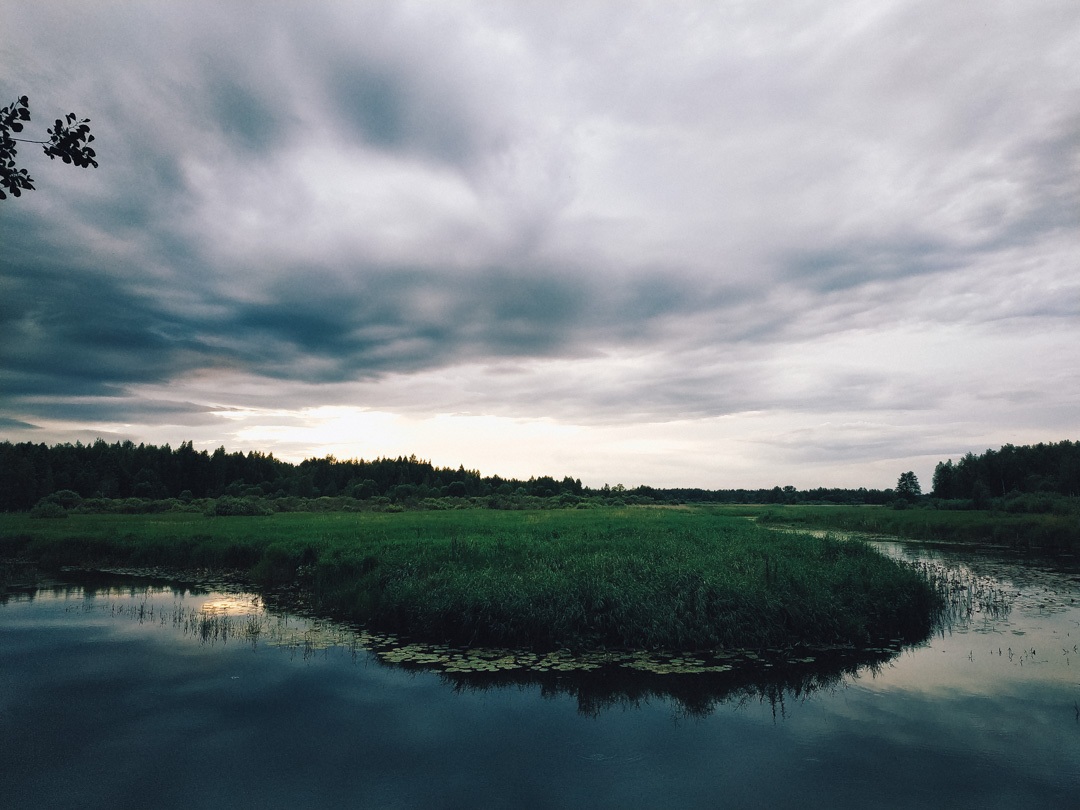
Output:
[
  {"xmin": 0, "ymin": 224, "xmax": 211, "ymax": 391},
  {"xmin": 27, "ymin": 399, "xmax": 214, "ymax": 426},
  {"xmin": 328, "ymin": 63, "xmax": 479, "ymax": 165},
  {"xmin": 211, "ymin": 265, "xmax": 776, "ymax": 393},
  {"xmin": 207, "ymin": 266, "xmax": 607, "ymax": 381},
  {"xmin": 780, "ymin": 237, "xmax": 958, "ymax": 293},
  {"xmin": 0, "ymin": 416, "xmax": 38, "ymax": 430},
  {"xmin": 206, "ymin": 78, "xmax": 288, "ymax": 154},
  {"xmin": 3, "ymin": 195, "xmax": 680, "ymax": 411}
]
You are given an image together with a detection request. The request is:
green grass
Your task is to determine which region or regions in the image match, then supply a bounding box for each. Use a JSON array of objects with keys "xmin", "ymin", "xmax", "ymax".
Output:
[
  {"xmin": 745, "ymin": 504, "xmax": 1080, "ymax": 549},
  {"xmin": 0, "ymin": 507, "xmax": 938, "ymax": 651}
]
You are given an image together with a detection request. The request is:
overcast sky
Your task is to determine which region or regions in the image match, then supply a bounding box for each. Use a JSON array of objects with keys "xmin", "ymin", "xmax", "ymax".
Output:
[{"xmin": 1, "ymin": 1, "xmax": 1077, "ymax": 489}]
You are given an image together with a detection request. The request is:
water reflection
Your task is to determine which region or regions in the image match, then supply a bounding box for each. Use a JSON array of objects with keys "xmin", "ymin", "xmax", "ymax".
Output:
[
  {"xmin": 3, "ymin": 542, "xmax": 1080, "ymax": 809},
  {"xmin": 444, "ymin": 650, "xmax": 894, "ymax": 720},
  {"xmin": 12, "ymin": 542, "xmax": 1077, "ymax": 721},
  {"xmin": 3, "ymin": 569, "xmax": 907, "ymax": 719},
  {"xmin": 7, "ymin": 543, "xmax": 1080, "ymax": 716},
  {"xmin": 0, "ymin": 564, "xmax": 213, "ymax": 603}
]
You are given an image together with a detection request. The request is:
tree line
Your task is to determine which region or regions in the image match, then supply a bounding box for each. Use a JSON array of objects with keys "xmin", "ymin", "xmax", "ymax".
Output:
[
  {"xmin": 0, "ymin": 438, "xmax": 897, "ymax": 512},
  {"xmin": 1, "ymin": 437, "xmax": 1075, "ymax": 513},
  {"xmin": 931, "ymin": 440, "xmax": 1080, "ymax": 506},
  {"xmin": 0, "ymin": 440, "xmax": 587, "ymax": 512}
]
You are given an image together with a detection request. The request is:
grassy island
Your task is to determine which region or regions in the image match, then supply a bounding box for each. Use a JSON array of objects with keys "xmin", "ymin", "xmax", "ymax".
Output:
[{"xmin": 0, "ymin": 507, "xmax": 938, "ymax": 651}]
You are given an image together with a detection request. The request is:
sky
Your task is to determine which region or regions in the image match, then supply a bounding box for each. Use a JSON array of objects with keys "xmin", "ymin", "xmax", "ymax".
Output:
[{"xmin": 1, "ymin": 1, "xmax": 1077, "ymax": 490}]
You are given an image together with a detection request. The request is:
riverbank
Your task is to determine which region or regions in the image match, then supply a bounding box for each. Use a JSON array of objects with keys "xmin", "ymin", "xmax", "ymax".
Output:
[
  {"xmin": 745, "ymin": 503, "xmax": 1080, "ymax": 550},
  {"xmin": 0, "ymin": 507, "xmax": 937, "ymax": 651}
]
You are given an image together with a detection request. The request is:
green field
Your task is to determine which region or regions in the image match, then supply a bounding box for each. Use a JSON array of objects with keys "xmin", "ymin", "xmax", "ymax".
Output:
[{"xmin": 0, "ymin": 506, "xmax": 939, "ymax": 652}]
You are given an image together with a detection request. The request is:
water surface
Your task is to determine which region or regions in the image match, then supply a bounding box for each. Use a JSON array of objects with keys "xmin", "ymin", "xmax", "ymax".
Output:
[{"xmin": 2, "ymin": 540, "xmax": 1079, "ymax": 808}]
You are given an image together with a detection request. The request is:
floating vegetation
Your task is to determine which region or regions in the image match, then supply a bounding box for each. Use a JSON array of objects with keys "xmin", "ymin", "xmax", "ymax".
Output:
[
  {"xmin": 352, "ymin": 636, "xmax": 896, "ymax": 683},
  {"xmin": 353, "ymin": 634, "xmax": 904, "ymax": 719}
]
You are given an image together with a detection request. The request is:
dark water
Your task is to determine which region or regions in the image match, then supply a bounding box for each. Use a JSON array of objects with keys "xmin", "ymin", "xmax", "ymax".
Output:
[{"xmin": 2, "ymin": 540, "xmax": 1079, "ymax": 809}]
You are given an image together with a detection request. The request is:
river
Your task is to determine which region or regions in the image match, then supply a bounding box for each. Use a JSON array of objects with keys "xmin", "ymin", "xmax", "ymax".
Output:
[{"xmin": 2, "ymin": 537, "xmax": 1078, "ymax": 808}]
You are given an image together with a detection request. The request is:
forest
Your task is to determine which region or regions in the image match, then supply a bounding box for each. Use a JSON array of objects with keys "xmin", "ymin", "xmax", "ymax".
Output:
[
  {"xmin": 0, "ymin": 438, "xmax": 1076, "ymax": 514},
  {"xmin": 930, "ymin": 441, "xmax": 1080, "ymax": 503}
]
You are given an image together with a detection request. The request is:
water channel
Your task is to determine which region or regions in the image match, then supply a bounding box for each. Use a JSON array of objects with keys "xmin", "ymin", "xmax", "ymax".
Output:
[{"xmin": 2, "ymin": 537, "xmax": 1079, "ymax": 808}]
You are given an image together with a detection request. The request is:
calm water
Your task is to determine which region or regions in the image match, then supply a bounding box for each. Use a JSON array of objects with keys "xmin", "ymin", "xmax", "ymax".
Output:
[{"xmin": 2, "ymin": 539, "xmax": 1079, "ymax": 809}]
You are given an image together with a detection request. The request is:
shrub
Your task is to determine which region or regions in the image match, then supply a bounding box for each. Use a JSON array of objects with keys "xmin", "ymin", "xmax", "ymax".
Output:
[
  {"xmin": 1004, "ymin": 493, "xmax": 1055, "ymax": 514},
  {"xmin": 206, "ymin": 496, "xmax": 272, "ymax": 517},
  {"xmin": 29, "ymin": 500, "xmax": 67, "ymax": 519},
  {"xmin": 49, "ymin": 490, "xmax": 83, "ymax": 509}
]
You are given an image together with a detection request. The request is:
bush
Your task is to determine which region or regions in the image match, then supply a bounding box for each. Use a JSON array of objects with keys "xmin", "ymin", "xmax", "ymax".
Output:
[
  {"xmin": 29, "ymin": 500, "xmax": 68, "ymax": 519},
  {"xmin": 1004, "ymin": 493, "xmax": 1056, "ymax": 514},
  {"xmin": 49, "ymin": 490, "xmax": 83, "ymax": 509},
  {"xmin": 71, "ymin": 498, "xmax": 114, "ymax": 514},
  {"xmin": 931, "ymin": 498, "xmax": 976, "ymax": 511},
  {"xmin": 206, "ymin": 496, "xmax": 272, "ymax": 517}
]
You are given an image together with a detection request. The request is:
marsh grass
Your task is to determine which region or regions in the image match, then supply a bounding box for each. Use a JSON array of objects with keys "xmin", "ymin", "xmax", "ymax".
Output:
[
  {"xmin": 752, "ymin": 504, "xmax": 1080, "ymax": 549},
  {"xmin": 910, "ymin": 558, "xmax": 1014, "ymax": 631},
  {"xmin": 0, "ymin": 507, "xmax": 938, "ymax": 650}
]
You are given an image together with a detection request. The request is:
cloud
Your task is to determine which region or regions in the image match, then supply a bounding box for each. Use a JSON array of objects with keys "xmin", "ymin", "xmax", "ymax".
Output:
[
  {"xmin": 1, "ymin": 1, "xmax": 1078, "ymax": 486},
  {"xmin": 0, "ymin": 416, "xmax": 38, "ymax": 430}
]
